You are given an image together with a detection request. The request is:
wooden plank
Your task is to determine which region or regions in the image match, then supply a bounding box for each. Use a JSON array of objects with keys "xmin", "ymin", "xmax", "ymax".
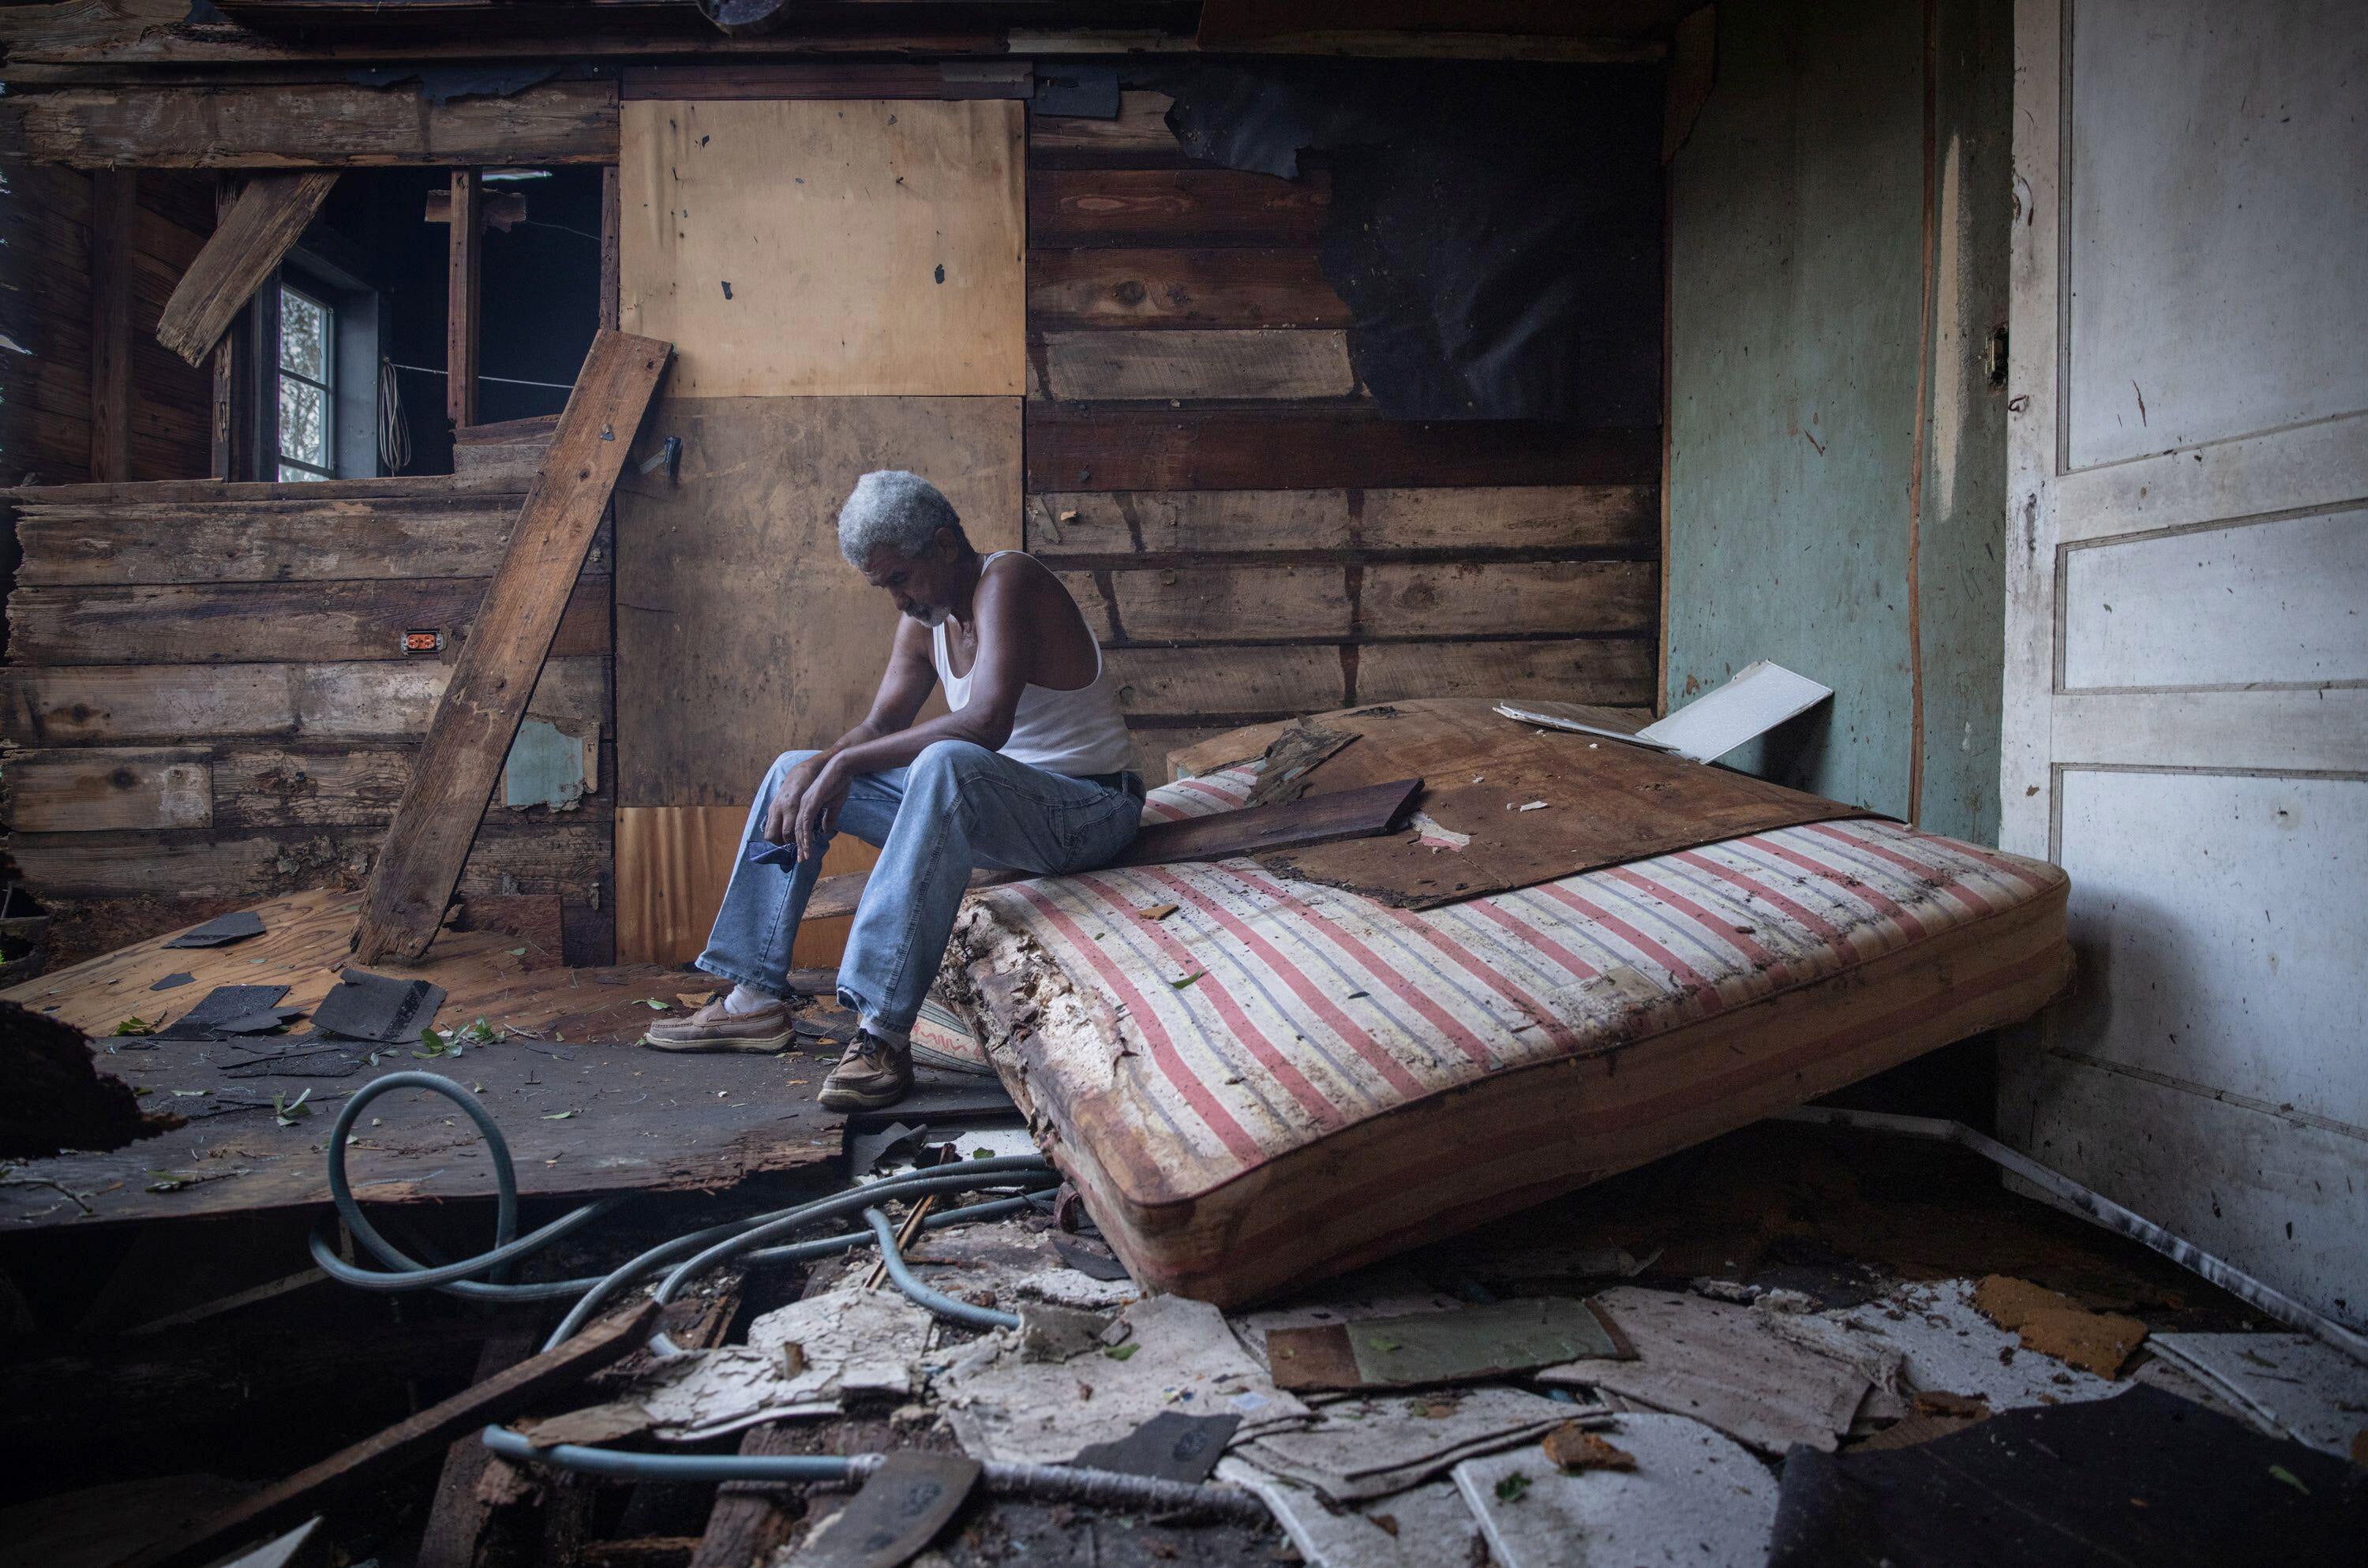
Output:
[
  {"xmin": 1354, "ymin": 638, "xmax": 1658, "ymax": 706},
  {"xmin": 8, "ymin": 575, "xmax": 610, "ymax": 664},
  {"xmin": 118, "ymin": 1300, "xmax": 660, "ymax": 1568},
  {"xmin": 215, "ymin": 745, "xmax": 612, "ymax": 829},
  {"xmin": 4, "ymin": 748, "xmax": 212, "ymax": 832},
  {"xmin": 599, "ymin": 165, "xmax": 621, "ymax": 332},
  {"xmin": 1024, "ymin": 485, "xmax": 1660, "ymax": 558},
  {"xmin": 414, "ymin": 1333, "xmax": 539, "ymax": 1568},
  {"xmin": 1027, "ymin": 92, "xmax": 1179, "ymax": 157},
  {"xmin": 1061, "ymin": 563, "xmax": 1353, "ymax": 643},
  {"xmin": 13, "ymin": 494, "xmax": 530, "ymax": 585},
  {"xmin": 1026, "ymin": 408, "xmax": 1662, "ymax": 491},
  {"xmin": 1036, "ymin": 327, "xmax": 1356, "ymax": 401},
  {"xmin": 445, "ymin": 168, "xmax": 481, "ymax": 427},
  {"xmin": 621, "ymin": 62, "xmax": 1029, "ymax": 100},
  {"xmin": 2, "ymin": 472, "xmax": 525, "ymax": 504},
  {"xmin": 687, "ymin": 1424, "xmax": 809, "ymax": 1568},
  {"xmin": 1360, "ymin": 560, "xmax": 1659, "ymax": 637},
  {"xmin": 1361, "ymin": 484, "xmax": 1660, "ymax": 551},
  {"xmin": 798, "ymin": 777, "xmax": 1423, "ymax": 915},
  {"xmin": 613, "ymin": 806, "xmax": 871, "ymax": 968},
  {"xmin": 212, "ymin": 747, "xmax": 412, "ymax": 829},
  {"xmin": 1029, "ymin": 169, "xmax": 1328, "ymax": 249},
  {"xmin": 88, "ymin": 168, "xmax": 136, "ymax": 479},
  {"xmin": 353, "ymin": 329, "xmax": 667, "ymax": 964},
  {"xmin": 1, "ymin": 657, "xmax": 608, "ymax": 746},
  {"xmin": 423, "ymin": 186, "xmax": 527, "ymax": 230},
  {"xmin": 1104, "ymin": 644, "xmax": 1346, "ymax": 717},
  {"xmin": 1027, "ymin": 248, "xmax": 1348, "ymax": 331},
  {"xmin": 154, "ymin": 171, "xmax": 336, "ymax": 365},
  {"xmin": 1029, "ymin": 488, "xmax": 1349, "ymax": 556},
  {"xmin": 613, "ymin": 395, "xmax": 1021, "ymax": 806},
  {"xmin": 0, "ymin": 81, "xmax": 620, "ymax": 168},
  {"xmin": 620, "ymin": 99, "xmax": 1024, "ymax": 399},
  {"xmin": 6, "ymin": 820, "xmax": 610, "ymax": 901},
  {"xmin": 1118, "ymin": 776, "xmax": 1420, "ymax": 865}
]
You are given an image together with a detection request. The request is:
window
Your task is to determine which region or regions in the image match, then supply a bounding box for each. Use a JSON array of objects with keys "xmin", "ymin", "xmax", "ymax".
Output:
[{"xmin": 277, "ymin": 283, "xmax": 335, "ymax": 481}]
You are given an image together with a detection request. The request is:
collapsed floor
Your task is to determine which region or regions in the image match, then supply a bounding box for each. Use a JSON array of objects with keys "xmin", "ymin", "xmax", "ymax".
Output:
[{"xmin": 5, "ymin": 1079, "xmax": 2364, "ymax": 1567}]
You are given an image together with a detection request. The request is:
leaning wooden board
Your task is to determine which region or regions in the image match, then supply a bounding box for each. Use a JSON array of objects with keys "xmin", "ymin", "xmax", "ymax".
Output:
[
  {"xmin": 0, "ymin": 889, "xmax": 845, "ymax": 1230},
  {"xmin": 352, "ymin": 329, "xmax": 669, "ymax": 964}
]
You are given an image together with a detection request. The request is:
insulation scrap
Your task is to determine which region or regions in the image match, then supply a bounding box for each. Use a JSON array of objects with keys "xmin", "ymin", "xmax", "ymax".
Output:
[
  {"xmin": 1230, "ymin": 1387, "xmax": 1596, "ymax": 1503},
  {"xmin": 935, "ymin": 1293, "xmax": 1310, "ymax": 1465},
  {"xmin": 1970, "ymin": 1274, "xmax": 2148, "ymax": 1379},
  {"xmin": 1541, "ymin": 1423, "xmax": 1636, "ymax": 1472}
]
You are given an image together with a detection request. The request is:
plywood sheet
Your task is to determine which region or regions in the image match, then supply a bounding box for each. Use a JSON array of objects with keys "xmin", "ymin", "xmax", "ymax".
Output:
[
  {"xmin": 619, "ymin": 99, "xmax": 1024, "ymax": 398},
  {"xmin": 1256, "ymin": 698, "xmax": 1875, "ymax": 907},
  {"xmin": 613, "ymin": 395, "xmax": 1021, "ymax": 805},
  {"xmin": 615, "ymin": 805, "xmax": 875, "ymax": 968}
]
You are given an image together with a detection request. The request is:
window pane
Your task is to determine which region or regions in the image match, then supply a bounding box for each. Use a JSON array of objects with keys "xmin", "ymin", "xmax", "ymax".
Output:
[
  {"xmin": 279, "ymin": 287, "xmax": 329, "ymax": 380},
  {"xmin": 280, "ymin": 374, "xmax": 328, "ymax": 468},
  {"xmin": 279, "ymin": 462, "xmax": 328, "ymax": 482}
]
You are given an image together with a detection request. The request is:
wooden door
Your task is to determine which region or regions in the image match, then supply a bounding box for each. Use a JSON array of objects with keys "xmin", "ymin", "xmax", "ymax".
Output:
[
  {"xmin": 613, "ymin": 97, "xmax": 1025, "ymax": 964},
  {"xmin": 2002, "ymin": 0, "xmax": 2368, "ymax": 1325}
]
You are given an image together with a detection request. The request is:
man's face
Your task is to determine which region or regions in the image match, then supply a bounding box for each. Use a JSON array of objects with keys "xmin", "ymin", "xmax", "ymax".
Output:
[{"xmin": 862, "ymin": 532, "xmax": 960, "ymax": 626}]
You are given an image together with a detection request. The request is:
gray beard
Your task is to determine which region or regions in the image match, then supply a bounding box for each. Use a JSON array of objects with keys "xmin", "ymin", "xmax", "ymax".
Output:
[{"xmin": 905, "ymin": 604, "xmax": 950, "ymax": 628}]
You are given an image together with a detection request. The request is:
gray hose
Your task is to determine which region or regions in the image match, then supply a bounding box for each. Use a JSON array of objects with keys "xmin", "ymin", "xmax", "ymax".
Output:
[
  {"xmin": 863, "ymin": 1205, "xmax": 1021, "ymax": 1330},
  {"xmin": 475, "ymin": 1429, "xmax": 1268, "ymax": 1519},
  {"xmin": 1778, "ymin": 1106, "xmax": 2368, "ymax": 1364}
]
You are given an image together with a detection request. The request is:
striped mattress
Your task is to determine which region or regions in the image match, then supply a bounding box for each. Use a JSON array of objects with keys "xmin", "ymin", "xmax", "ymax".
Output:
[{"xmin": 946, "ymin": 765, "xmax": 2073, "ymax": 1306}]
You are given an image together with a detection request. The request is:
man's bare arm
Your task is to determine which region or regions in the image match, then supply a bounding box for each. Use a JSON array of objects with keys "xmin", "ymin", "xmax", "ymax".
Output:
[
  {"xmin": 761, "ymin": 619, "xmax": 938, "ymax": 844},
  {"xmin": 785, "ymin": 567, "xmax": 1038, "ymax": 855}
]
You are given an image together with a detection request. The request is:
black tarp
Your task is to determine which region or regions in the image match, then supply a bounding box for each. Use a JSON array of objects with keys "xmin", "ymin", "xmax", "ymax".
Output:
[
  {"xmin": 1768, "ymin": 1383, "xmax": 2368, "ymax": 1568},
  {"xmin": 1156, "ymin": 61, "xmax": 1663, "ymax": 424}
]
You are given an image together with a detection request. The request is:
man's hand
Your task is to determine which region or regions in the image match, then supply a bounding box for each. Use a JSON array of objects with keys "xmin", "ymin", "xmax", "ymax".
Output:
[
  {"xmin": 791, "ymin": 757, "xmax": 852, "ymax": 861},
  {"xmin": 762, "ymin": 754, "xmax": 832, "ymax": 846}
]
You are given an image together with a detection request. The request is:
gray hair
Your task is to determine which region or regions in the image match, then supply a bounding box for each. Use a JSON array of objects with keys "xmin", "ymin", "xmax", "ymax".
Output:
[{"xmin": 837, "ymin": 470, "xmax": 965, "ymax": 568}]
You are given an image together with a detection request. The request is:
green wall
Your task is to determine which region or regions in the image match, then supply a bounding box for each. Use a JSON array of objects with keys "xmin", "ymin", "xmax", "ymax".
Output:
[{"xmin": 1665, "ymin": 0, "xmax": 2011, "ymax": 844}]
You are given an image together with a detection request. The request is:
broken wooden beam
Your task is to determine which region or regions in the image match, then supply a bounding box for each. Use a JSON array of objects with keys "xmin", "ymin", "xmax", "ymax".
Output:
[
  {"xmin": 351, "ymin": 329, "xmax": 669, "ymax": 964},
  {"xmin": 796, "ymin": 776, "xmax": 1424, "ymax": 920},
  {"xmin": 155, "ymin": 171, "xmax": 339, "ymax": 367},
  {"xmin": 413, "ymin": 1332, "xmax": 540, "ymax": 1568},
  {"xmin": 118, "ymin": 1300, "xmax": 660, "ymax": 1568},
  {"xmin": 0, "ymin": 82, "xmax": 620, "ymax": 170},
  {"xmin": 427, "ymin": 186, "xmax": 528, "ymax": 230}
]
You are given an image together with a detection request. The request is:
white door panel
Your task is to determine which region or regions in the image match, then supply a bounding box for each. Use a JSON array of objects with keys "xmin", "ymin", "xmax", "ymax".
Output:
[
  {"xmin": 2004, "ymin": 0, "xmax": 2368, "ymax": 1329},
  {"xmin": 2054, "ymin": 769, "xmax": 2368, "ymax": 1118},
  {"xmin": 2059, "ymin": 507, "xmax": 2368, "ymax": 690},
  {"xmin": 2063, "ymin": 0, "xmax": 2368, "ymax": 470}
]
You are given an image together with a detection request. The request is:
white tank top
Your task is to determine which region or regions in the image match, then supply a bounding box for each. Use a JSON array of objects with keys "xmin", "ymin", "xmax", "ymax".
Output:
[{"xmin": 930, "ymin": 551, "xmax": 1137, "ymax": 777}]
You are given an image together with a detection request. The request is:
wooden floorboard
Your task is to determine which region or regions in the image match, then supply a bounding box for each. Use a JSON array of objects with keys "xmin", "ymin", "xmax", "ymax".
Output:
[{"xmin": 0, "ymin": 887, "xmax": 843, "ymax": 1230}]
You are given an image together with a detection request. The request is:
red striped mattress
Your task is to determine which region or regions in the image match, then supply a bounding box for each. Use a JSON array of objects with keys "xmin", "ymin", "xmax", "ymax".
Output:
[{"xmin": 946, "ymin": 765, "xmax": 2073, "ymax": 1306}]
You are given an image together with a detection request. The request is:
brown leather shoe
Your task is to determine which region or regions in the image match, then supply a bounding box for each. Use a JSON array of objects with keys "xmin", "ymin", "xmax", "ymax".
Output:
[
  {"xmin": 818, "ymin": 1030, "xmax": 913, "ymax": 1110},
  {"xmin": 642, "ymin": 997, "xmax": 793, "ymax": 1053}
]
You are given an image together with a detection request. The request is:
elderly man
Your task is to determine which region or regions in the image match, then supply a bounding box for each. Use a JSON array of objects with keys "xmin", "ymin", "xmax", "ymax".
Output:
[{"xmin": 643, "ymin": 470, "xmax": 1141, "ymax": 1110}]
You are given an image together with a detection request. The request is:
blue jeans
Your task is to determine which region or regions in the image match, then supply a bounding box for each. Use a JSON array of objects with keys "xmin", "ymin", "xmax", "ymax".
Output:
[{"xmin": 695, "ymin": 740, "xmax": 1143, "ymax": 1035}]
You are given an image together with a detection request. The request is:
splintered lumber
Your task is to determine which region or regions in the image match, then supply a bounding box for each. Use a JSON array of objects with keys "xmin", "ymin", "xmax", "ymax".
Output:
[
  {"xmin": 796, "ymin": 776, "xmax": 1423, "ymax": 920},
  {"xmin": 351, "ymin": 330, "xmax": 669, "ymax": 964},
  {"xmin": 155, "ymin": 172, "xmax": 339, "ymax": 366},
  {"xmin": 117, "ymin": 1299, "xmax": 661, "ymax": 1568}
]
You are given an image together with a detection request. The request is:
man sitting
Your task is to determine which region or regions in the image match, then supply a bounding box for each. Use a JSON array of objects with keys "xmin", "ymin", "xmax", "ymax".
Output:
[{"xmin": 643, "ymin": 470, "xmax": 1142, "ymax": 1111}]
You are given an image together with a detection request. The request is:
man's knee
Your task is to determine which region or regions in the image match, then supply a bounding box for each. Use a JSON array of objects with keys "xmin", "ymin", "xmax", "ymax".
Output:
[
  {"xmin": 912, "ymin": 738, "xmax": 995, "ymax": 782},
  {"xmin": 768, "ymin": 747, "xmax": 821, "ymax": 780}
]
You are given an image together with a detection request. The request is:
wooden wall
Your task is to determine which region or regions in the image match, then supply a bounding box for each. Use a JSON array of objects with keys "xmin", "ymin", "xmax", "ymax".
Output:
[
  {"xmin": 1024, "ymin": 93, "xmax": 1663, "ymax": 779},
  {"xmin": 1, "ymin": 470, "xmax": 618, "ymax": 960},
  {"xmin": 0, "ymin": 166, "xmax": 214, "ymax": 485}
]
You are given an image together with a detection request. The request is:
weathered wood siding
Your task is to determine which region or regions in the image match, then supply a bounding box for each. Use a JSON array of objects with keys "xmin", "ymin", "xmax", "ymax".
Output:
[
  {"xmin": 1024, "ymin": 94, "xmax": 1662, "ymax": 778},
  {"xmin": 2, "ymin": 477, "xmax": 616, "ymax": 960}
]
